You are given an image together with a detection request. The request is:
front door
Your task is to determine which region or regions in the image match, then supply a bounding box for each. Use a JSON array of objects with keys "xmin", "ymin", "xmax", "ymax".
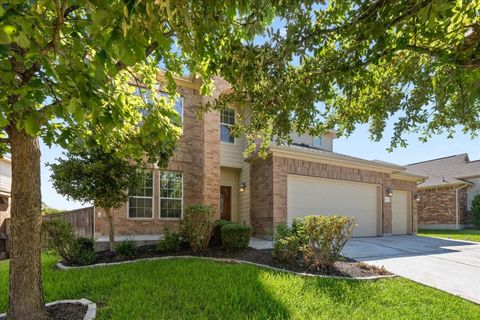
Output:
[{"xmin": 220, "ymin": 186, "xmax": 232, "ymax": 221}]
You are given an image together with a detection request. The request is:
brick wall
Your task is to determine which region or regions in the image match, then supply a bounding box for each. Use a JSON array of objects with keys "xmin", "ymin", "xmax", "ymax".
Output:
[
  {"xmin": 417, "ymin": 186, "xmax": 470, "ymax": 226},
  {"xmin": 250, "ymin": 155, "xmax": 417, "ymax": 236},
  {"xmin": 95, "ymin": 82, "xmax": 224, "ymax": 236}
]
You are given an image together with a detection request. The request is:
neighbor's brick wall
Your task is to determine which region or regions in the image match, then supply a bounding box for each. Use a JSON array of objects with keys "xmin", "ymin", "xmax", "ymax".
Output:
[
  {"xmin": 95, "ymin": 83, "xmax": 223, "ymax": 236},
  {"xmin": 250, "ymin": 155, "xmax": 418, "ymax": 236}
]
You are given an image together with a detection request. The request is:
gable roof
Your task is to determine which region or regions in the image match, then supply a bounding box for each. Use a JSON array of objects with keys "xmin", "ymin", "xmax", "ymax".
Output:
[{"xmin": 405, "ymin": 153, "xmax": 480, "ymax": 188}]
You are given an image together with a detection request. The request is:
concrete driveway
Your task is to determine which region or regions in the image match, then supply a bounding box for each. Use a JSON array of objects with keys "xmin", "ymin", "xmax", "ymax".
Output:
[{"xmin": 342, "ymin": 235, "xmax": 480, "ymax": 304}]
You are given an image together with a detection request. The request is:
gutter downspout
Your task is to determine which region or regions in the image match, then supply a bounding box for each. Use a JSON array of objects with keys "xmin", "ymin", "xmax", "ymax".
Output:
[{"xmin": 455, "ymin": 184, "xmax": 469, "ymax": 230}]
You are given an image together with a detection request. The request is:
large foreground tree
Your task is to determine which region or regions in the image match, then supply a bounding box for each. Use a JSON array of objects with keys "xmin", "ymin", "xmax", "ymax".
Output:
[{"xmin": 0, "ymin": 1, "xmax": 283, "ymax": 318}]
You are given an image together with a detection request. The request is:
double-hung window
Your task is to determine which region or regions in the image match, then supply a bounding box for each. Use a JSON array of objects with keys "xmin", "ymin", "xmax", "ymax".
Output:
[
  {"xmin": 128, "ymin": 171, "xmax": 154, "ymax": 218},
  {"xmin": 159, "ymin": 171, "xmax": 183, "ymax": 218},
  {"xmin": 220, "ymin": 108, "xmax": 235, "ymax": 143}
]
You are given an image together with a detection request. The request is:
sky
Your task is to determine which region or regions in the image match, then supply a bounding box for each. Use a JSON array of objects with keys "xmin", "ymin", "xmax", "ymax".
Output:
[{"xmin": 41, "ymin": 127, "xmax": 480, "ymax": 211}]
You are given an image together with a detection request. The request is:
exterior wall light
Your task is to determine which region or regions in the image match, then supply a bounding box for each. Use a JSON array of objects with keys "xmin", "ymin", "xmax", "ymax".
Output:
[
  {"xmin": 240, "ymin": 182, "xmax": 246, "ymax": 192},
  {"xmin": 414, "ymin": 192, "xmax": 421, "ymax": 202},
  {"xmin": 386, "ymin": 187, "xmax": 393, "ymax": 197}
]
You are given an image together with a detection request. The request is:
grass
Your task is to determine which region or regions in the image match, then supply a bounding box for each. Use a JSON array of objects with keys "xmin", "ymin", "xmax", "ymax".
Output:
[
  {"xmin": 1, "ymin": 255, "xmax": 480, "ymax": 319},
  {"xmin": 418, "ymin": 228, "xmax": 480, "ymax": 242}
]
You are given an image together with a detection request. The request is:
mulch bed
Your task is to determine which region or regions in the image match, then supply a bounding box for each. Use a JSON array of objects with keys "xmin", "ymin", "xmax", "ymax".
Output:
[
  {"xmin": 63, "ymin": 245, "xmax": 391, "ymax": 278},
  {"xmin": 0, "ymin": 303, "xmax": 87, "ymax": 320}
]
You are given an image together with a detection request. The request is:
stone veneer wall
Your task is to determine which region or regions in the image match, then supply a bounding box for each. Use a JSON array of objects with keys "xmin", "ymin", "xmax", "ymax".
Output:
[
  {"xmin": 250, "ymin": 155, "xmax": 418, "ymax": 236},
  {"xmin": 417, "ymin": 186, "xmax": 469, "ymax": 227},
  {"xmin": 95, "ymin": 81, "xmax": 223, "ymax": 236}
]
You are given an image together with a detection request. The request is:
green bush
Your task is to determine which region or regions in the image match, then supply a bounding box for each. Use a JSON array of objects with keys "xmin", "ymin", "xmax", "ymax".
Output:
[
  {"xmin": 41, "ymin": 220, "xmax": 96, "ymax": 265},
  {"xmin": 72, "ymin": 237, "xmax": 96, "ymax": 265},
  {"xmin": 115, "ymin": 239, "xmax": 137, "ymax": 258},
  {"xmin": 472, "ymin": 194, "xmax": 480, "ymax": 228},
  {"xmin": 156, "ymin": 228, "xmax": 184, "ymax": 253},
  {"xmin": 181, "ymin": 205, "xmax": 216, "ymax": 252},
  {"xmin": 41, "ymin": 220, "xmax": 76, "ymax": 259},
  {"xmin": 298, "ymin": 215, "xmax": 356, "ymax": 269},
  {"xmin": 272, "ymin": 223, "xmax": 300, "ymax": 264},
  {"xmin": 210, "ymin": 219, "xmax": 233, "ymax": 246},
  {"xmin": 221, "ymin": 223, "xmax": 252, "ymax": 251}
]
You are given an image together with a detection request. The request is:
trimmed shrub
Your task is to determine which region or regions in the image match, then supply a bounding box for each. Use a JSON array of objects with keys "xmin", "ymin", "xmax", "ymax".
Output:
[
  {"xmin": 156, "ymin": 228, "xmax": 183, "ymax": 253},
  {"xmin": 41, "ymin": 220, "xmax": 96, "ymax": 265},
  {"xmin": 41, "ymin": 220, "xmax": 76, "ymax": 260},
  {"xmin": 221, "ymin": 223, "xmax": 252, "ymax": 251},
  {"xmin": 472, "ymin": 194, "xmax": 480, "ymax": 228},
  {"xmin": 72, "ymin": 237, "xmax": 96, "ymax": 265},
  {"xmin": 272, "ymin": 223, "xmax": 300, "ymax": 264},
  {"xmin": 210, "ymin": 219, "xmax": 233, "ymax": 246},
  {"xmin": 115, "ymin": 239, "xmax": 137, "ymax": 258},
  {"xmin": 298, "ymin": 215, "xmax": 356, "ymax": 269},
  {"xmin": 181, "ymin": 205, "xmax": 216, "ymax": 252}
]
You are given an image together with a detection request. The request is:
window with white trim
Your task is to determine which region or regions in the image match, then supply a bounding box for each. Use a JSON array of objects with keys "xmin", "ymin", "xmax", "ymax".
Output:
[
  {"xmin": 312, "ymin": 136, "xmax": 322, "ymax": 148},
  {"xmin": 159, "ymin": 171, "xmax": 183, "ymax": 218},
  {"xmin": 128, "ymin": 171, "xmax": 153, "ymax": 218},
  {"xmin": 220, "ymin": 108, "xmax": 235, "ymax": 143}
]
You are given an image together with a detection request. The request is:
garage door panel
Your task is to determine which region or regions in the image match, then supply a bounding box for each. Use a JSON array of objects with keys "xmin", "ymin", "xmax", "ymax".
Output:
[{"xmin": 287, "ymin": 175, "xmax": 379, "ymax": 237}]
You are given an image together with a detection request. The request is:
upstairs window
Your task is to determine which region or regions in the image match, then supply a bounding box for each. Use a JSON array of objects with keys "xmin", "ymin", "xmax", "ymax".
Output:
[
  {"xmin": 133, "ymin": 87, "xmax": 183, "ymax": 123},
  {"xmin": 220, "ymin": 108, "xmax": 235, "ymax": 144},
  {"xmin": 312, "ymin": 136, "xmax": 322, "ymax": 148},
  {"xmin": 128, "ymin": 171, "xmax": 154, "ymax": 219},
  {"xmin": 160, "ymin": 92, "xmax": 183, "ymax": 124}
]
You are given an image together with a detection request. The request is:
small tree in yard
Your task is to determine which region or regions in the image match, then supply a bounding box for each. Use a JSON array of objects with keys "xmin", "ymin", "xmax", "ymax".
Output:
[
  {"xmin": 471, "ymin": 194, "xmax": 480, "ymax": 228},
  {"xmin": 49, "ymin": 146, "xmax": 146, "ymax": 251}
]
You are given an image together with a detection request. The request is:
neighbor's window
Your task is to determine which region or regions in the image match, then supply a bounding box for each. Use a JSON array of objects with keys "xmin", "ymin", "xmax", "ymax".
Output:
[
  {"xmin": 128, "ymin": 171, "xmax": 153, "ymax": 218},
  {"xmin": 312, "ymin": 136, "xmax": 322, "ymax": 148},
  {"xmin": 220, "ymin": 108, "xmax": 235, "ymax": 143},
  {"xmin": 159, "ymin": 171, "xmax": 183, "ymax": 218}
]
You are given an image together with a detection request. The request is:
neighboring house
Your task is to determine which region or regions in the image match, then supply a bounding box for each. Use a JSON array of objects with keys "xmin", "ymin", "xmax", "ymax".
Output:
[
  {"xmin": 405, "ymin": 154, "xmax": 480, "ymax": 230},
  {"xmin": 0, "ymin": 157, "xmax": 11, "ymax": 259},
  {"xmin": 94, "ymin": 76, "xmax": 423, "ymax": 239}
]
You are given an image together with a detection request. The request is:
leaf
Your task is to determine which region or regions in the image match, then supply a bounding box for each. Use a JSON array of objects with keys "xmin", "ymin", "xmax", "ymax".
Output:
[
  {"xmin": 23, "ymin": 113, "xmax": 41, "ymax": 136},
  {"xmin": 14, "ymin": 32, "xmax": 30, "ymax": 48}
]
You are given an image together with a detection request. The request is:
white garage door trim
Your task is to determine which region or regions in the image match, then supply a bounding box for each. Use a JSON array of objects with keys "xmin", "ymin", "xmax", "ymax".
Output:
[
  {"xmin": 287, "ymin": 175, "xmax": 381, "ymax": 237},
  {"xmin": 392, "ymin": 190, "xmax": 410, "ymax": 235}
]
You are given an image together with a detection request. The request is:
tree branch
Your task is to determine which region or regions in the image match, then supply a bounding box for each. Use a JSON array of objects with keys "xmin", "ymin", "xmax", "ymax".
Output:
[{"xmin": 0, "ymin": 138, "xmax": 10, "ymax": 144}]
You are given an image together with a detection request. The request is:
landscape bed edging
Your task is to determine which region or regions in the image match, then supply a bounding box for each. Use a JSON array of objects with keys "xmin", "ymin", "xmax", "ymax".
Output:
[
  {"xmin": 56, "ymin": 256, "xmax": 397, "ymax": 281},
  {"xmin": 0, "ymin": 298, "xmax": 96, "ymax": 320}
]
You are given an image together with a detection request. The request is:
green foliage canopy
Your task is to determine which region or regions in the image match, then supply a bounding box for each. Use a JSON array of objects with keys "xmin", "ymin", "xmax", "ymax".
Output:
[{"xmin": 215, "ymin": 0, "xmax": 480, "ymax": 154}]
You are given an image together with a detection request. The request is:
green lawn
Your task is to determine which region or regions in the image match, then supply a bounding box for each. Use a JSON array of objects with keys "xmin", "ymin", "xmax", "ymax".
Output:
[
  {"xmin": 418, "ymin": 229, "xmax": 480, "ymax": 242},
  {"xmin": 1, "ymin": 255, "xmax": 479, "ymax": 319}
]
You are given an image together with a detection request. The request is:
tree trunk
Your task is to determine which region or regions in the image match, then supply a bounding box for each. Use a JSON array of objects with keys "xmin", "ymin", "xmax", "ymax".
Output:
[
  {"xmin": 105, "ymin": 207, "xmax": 115, "ymax": 251},
  {"xmin": 7, "ymin": 127, "xmax": 47, "ymax": 319}
]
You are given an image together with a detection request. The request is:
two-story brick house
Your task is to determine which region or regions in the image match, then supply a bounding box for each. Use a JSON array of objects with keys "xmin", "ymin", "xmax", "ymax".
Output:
[{"xmin": 94, "ymin": 76, "xmax": 423, "ymax": 240}]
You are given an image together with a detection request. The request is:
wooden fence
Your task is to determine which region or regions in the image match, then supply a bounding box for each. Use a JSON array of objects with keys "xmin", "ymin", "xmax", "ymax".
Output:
[{"xmin": 43, "ymin": 206, "xmax": 95, "ymax": 238}]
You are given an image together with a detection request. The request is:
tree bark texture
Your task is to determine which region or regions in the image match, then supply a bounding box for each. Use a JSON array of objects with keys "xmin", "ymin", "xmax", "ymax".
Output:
[
  {"xmin": 105, "ymin": 207, "xmax": 115, "ymax": 251},
  {"xmin": 7, "ymin": 127, "xmax": 47, "ymax": 320}
]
